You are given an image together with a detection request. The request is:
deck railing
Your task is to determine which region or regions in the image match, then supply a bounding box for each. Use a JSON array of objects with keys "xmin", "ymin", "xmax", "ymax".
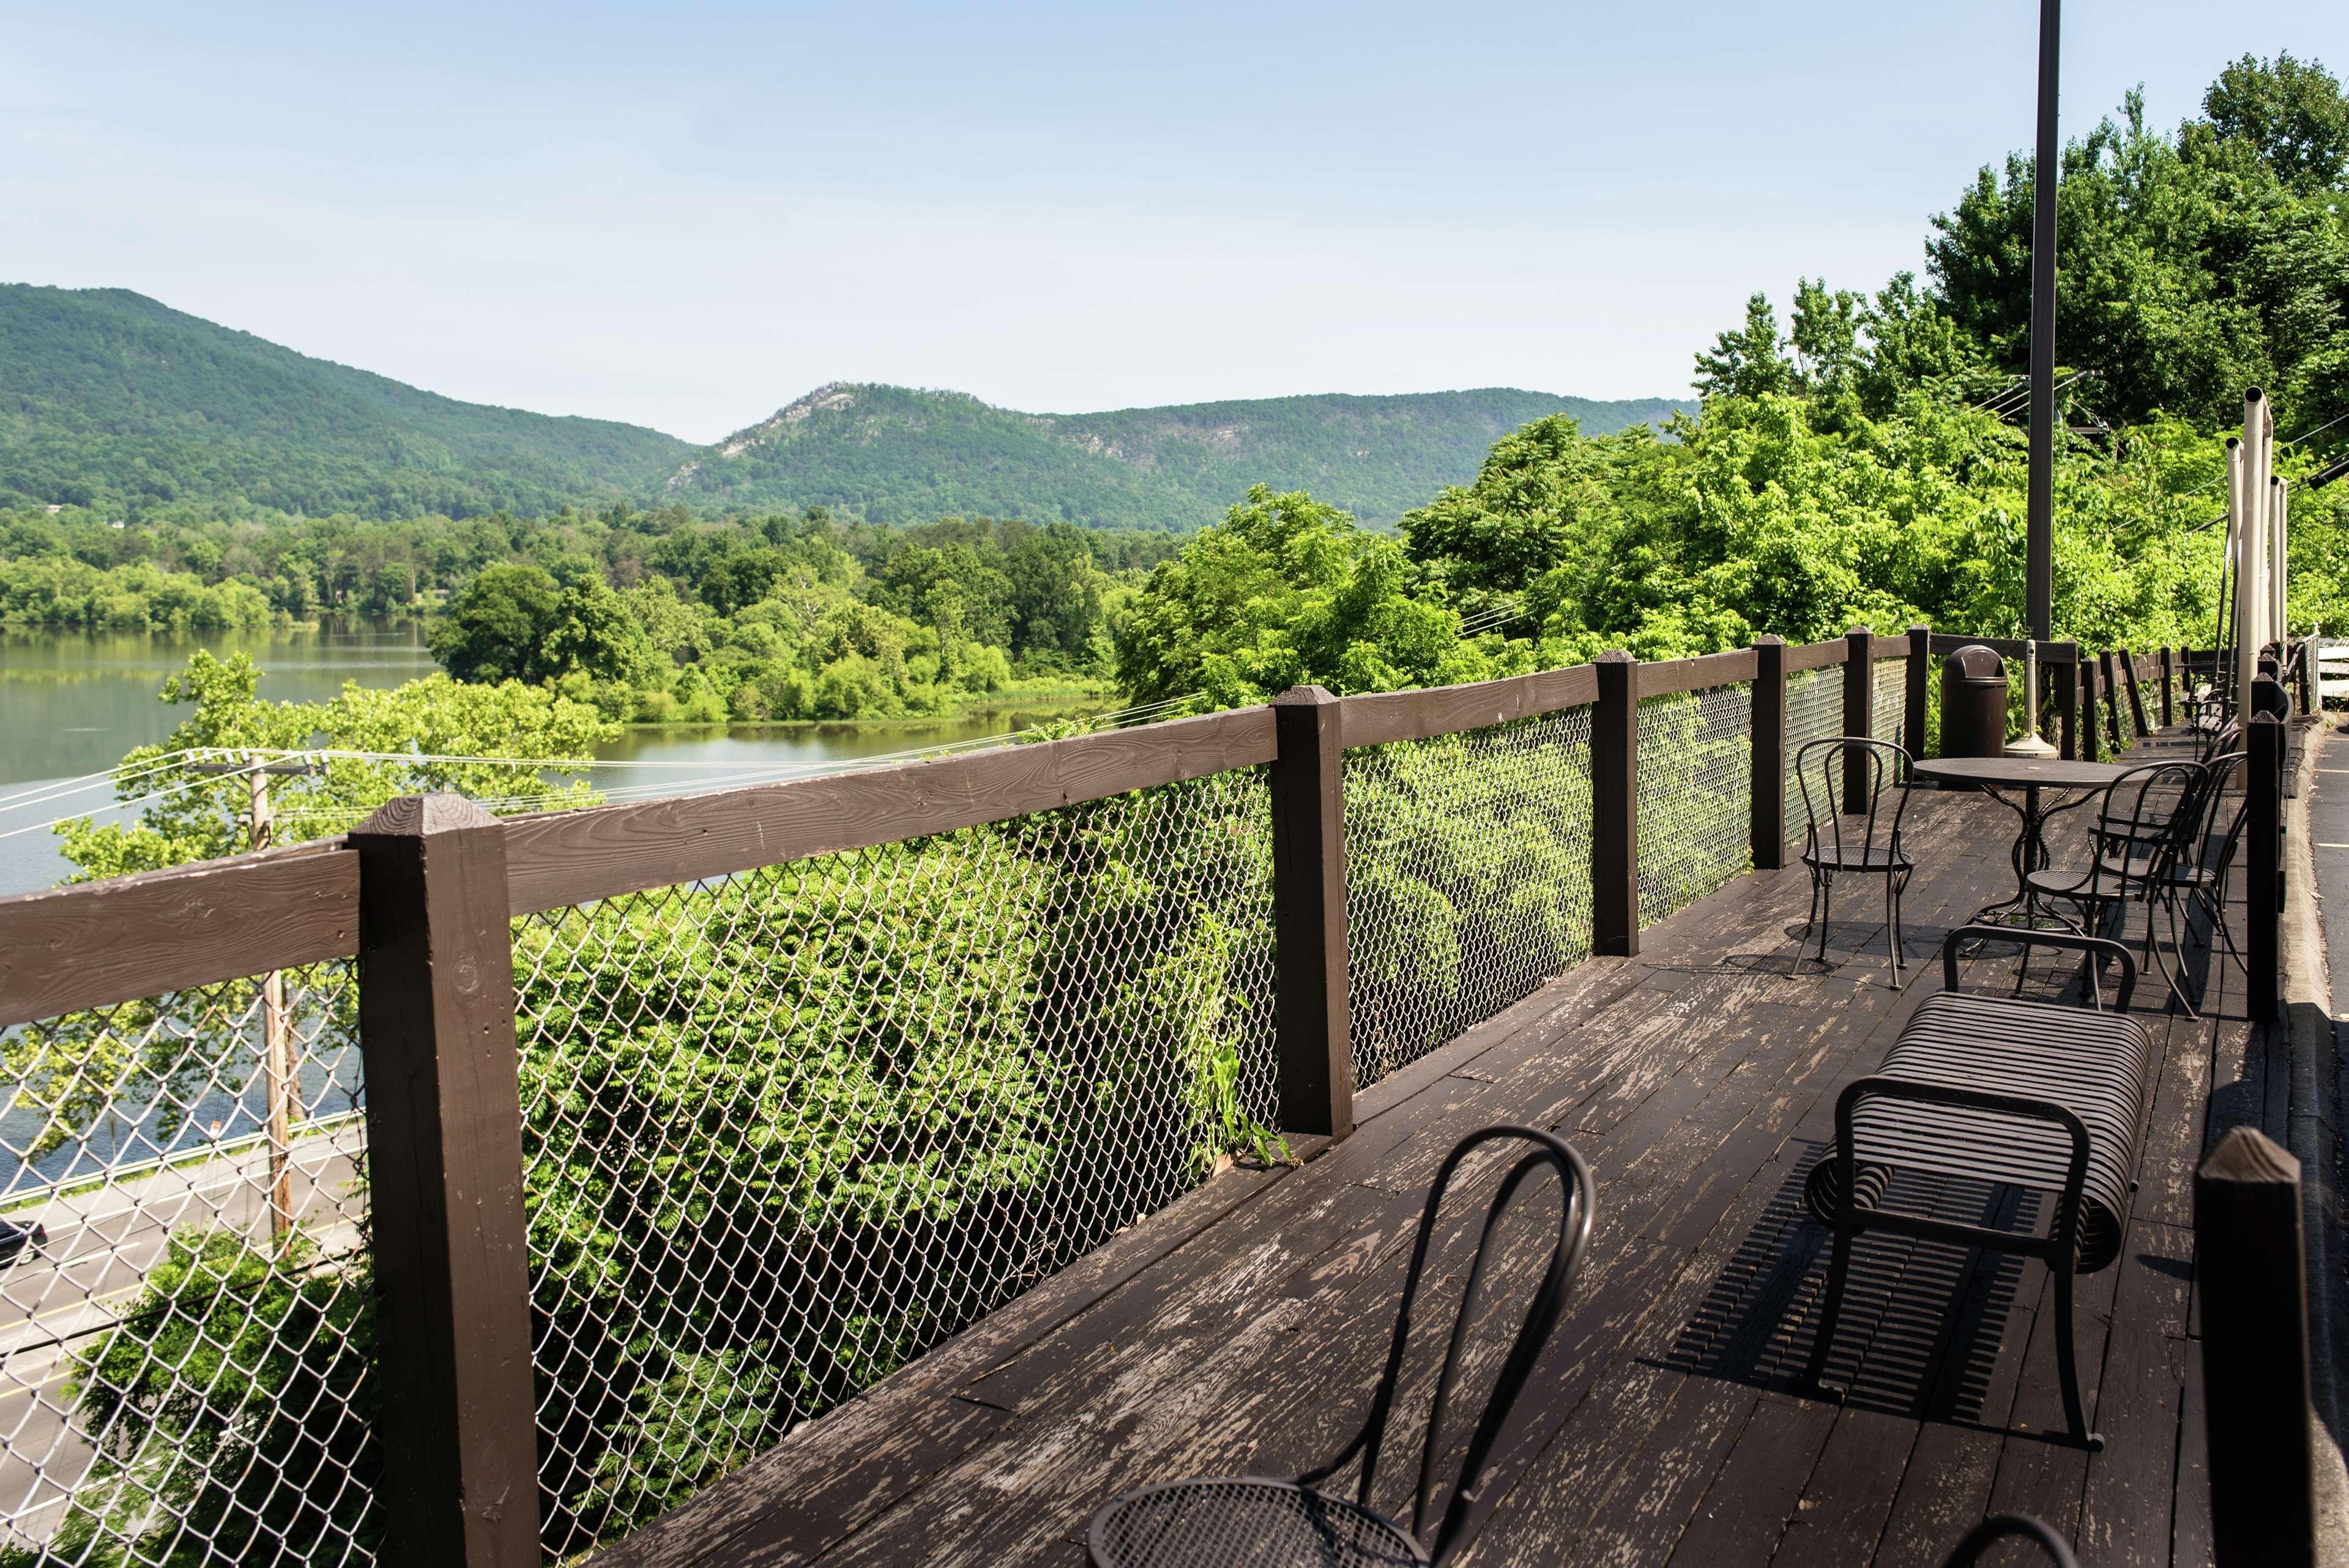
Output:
[{"xmin": 0, "ymin": 630, "xmax": 2296, "ymax": 1567}]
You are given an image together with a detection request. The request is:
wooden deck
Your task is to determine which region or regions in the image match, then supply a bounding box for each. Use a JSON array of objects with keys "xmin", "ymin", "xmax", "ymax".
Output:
[{"xmin": 603, "ymin": 771, "xmax": 2263, "ymax": 1568}]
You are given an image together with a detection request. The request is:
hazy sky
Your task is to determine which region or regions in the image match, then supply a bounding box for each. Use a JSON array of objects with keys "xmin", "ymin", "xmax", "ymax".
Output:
[{"xmin": 7, "ymin": 2, "xmax": 2345, "ymax": 442}]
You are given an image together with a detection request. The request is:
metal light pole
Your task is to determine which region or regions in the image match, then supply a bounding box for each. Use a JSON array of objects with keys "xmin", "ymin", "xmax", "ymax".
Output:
[{"xmin": 2025, "ymin": 0, "xmax": 2061, "ymax": 642}]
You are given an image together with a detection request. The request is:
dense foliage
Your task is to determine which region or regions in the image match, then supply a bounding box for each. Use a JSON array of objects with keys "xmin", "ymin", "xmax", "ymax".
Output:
[
  {"xmin": 427, "ymin": 511, "xmax": 1131, "ymax": 721},
  {"xmin": 1928, "ymin": 56, "xmax": 2349, "ymax": 432},
  {"xmin": 1112, "ymin": 54, "xmax": 2349, "ymax": 704}
]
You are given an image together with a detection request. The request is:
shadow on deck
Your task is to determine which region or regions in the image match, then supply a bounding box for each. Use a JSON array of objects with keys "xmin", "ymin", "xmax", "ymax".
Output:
[{"xmin": 598, "ymin": 769, "xmax": 2260, "ymax": 1568}]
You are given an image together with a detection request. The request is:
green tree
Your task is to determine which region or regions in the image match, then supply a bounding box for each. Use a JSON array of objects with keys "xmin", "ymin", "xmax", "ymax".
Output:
[{"xmin": 1694, "ymin": 292, "xmax": 1793, "ymax": 400}]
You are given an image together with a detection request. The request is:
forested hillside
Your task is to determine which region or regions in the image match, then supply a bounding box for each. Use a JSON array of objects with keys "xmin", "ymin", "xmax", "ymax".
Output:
[
  {"xmin": 0, "ymin": 288, "xmax": 1683, "ymax": 526},
  {"xmin": 0, "ymin": 286, "xmax": 696, "ymax": 517},
  {"xmin": 669, "ymin": 384, "xmax": 1683, "ymax": 527}
]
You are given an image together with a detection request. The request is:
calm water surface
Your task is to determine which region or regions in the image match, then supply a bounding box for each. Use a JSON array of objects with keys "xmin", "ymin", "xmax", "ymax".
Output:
[{"xmin": 0, "ymin": 623, "xmax": 1074, "ymax": 897}]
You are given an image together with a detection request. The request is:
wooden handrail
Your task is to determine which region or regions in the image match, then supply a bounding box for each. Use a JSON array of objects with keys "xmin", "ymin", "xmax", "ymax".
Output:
[
  {"xmin": 1636, "ymin": 648, "xmax": 1757, "ymax": 698},
  {"xmin": 0, "ymin": 840, "xmax": 358, "ymax": 1027},
  {"xmin": 500, "ymin": 704, "xmax": 1278, "ymax": 914},
  {"xmin": 1341, "ymin": 663, "xmax": 1598, "ymax": 749},
  {"xmin": 1784, "ymin": 638, "xmax": 1850, "ymax": 673}
]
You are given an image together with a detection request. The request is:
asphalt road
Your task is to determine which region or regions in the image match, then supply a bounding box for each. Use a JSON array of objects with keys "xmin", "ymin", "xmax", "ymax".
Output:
[
  {"xmin": 2316, "ymin": 723, "xmax": 2349, "ymax": 1020},
  {"xmin": 0, "ymin": 1123, "xmax": 364, "ymax": 1550}
]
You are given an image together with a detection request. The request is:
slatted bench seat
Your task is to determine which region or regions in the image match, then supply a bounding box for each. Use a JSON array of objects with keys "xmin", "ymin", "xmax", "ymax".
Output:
[{"xmin": 1801, "ymin": 926, "xmax": 2156, "ymax": 1449}]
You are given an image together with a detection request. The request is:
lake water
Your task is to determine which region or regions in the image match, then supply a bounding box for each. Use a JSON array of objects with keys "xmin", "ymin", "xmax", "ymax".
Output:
[{"xmin": 0, "ymin": 622, "xmax": 1085, "ymax": 898}]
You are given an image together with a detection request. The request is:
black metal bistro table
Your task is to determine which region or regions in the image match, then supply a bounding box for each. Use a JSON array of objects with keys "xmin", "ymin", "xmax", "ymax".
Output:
[{"xmin": 1912, "ymin": 755, "xmax": 2132, "ymax": 927}]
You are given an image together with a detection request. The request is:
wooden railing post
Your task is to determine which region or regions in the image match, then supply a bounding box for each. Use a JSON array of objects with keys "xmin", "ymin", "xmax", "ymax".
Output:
[
  {"xmin": 1751, "ymin": 637, "xmax": 1787, "ymax": 871},
  {"xmin": 2159, "ymin": 646, "xmax": 2176, "ymax": 726},
  {"xmin": 2079, "ymin": 655, "xmax": 2101, "ymax": 762},
  {"xmin": 2247, "ymin": 710, "xmax": 2285, "ymax": 1026},
  {"xmin": 2099, "ymin": 650, "xmax": 2125, "ymax": 752},
  {"xmin": 1269, "ymin": 686, "xmax": 1355, "ymax": 1140},
  {"xmin": 2195, "ymin": 1126, "xmax": 2317, "ymax": 1567},
  {"xmin": 350, "ymin": 795, "xmax": 542, "ymax": 1567},
  {"xmin": 2118, "ymin": 649, "xmax": 2149, "ymax": 740},
  {"xmin": 2057, "ymin": 644, "xmax": 2080, "ymax": 759},
  {"xmin": 1593, "ymin": 650, "xmax": 1639, "ymax": 957},
  {"xmin": 1842, "ymin": 628, "xmax": 1874, "ymax": 811},
  {"xmin": 1904, "ymin": 623, "xmax": 1930, "ymax": 765}
]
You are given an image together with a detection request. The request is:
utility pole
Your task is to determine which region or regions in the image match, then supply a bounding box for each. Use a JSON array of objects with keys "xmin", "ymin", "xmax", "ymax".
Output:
[
  {"xmin": 190, "ymin": 752, "xmax": 322, "ymax": 1244},
  {"xmin": 2025, "ymin": 0, "xmax": 2061, "ymax": 642}
]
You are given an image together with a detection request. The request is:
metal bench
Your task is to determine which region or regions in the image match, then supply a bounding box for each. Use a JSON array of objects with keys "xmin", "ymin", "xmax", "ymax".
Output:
[{"xmin": 1801, "ymin": 926, "xmax": 2156, "ymax": 1449}]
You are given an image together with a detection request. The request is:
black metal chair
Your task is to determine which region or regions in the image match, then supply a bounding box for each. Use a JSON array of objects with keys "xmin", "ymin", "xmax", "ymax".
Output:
[
  {"xmin": 1802, "ymin": 927, "xmax": 2154, "ymax": 1450},
  {"xmin": 2153, "ymin": 750, "xmax": 2253, "ymax": 1005},
  {"xmin": 1793, "ymin": 736, "xmax": 1915, "ymax": 976},
  {"xmin": 1087, "ymin": 1125, "xmax": 1595, "ymax": 1568},
  {"xmin": 1938, "ymin": 1514, "xmax": 2080, "ymax": 1567},
  {"xmin": 2023, "ymin": 759, "xmax": 2207, "ymax": 1006}
]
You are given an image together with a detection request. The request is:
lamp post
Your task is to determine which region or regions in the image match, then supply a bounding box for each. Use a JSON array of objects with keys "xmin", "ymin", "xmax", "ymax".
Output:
[{"xmin": 2025, "ymin": 0, "xmax": 2061, "ymax": 642}]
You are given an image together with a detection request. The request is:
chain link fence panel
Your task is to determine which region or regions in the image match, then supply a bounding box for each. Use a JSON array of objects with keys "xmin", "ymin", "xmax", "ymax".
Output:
[
  {"xmin": 509, "ymin": 768, "xmax": 1279, "ymax": 1559},
  {"xmin": 1872, "ymin": 661, "xmax": 1907, "ymax": 752},
  {"xmin": 0, "ymin": 963, "xmax": 373, "ymax": 1568},
  {"xmin": 1785, "ymin": 667, "xmax": 1845, "ymax": 847},
  {"xmin": 1342, "ymin": 708, "xmax": 1596, "ymax": 1091},
  {"xmin": 1637, "ymin": 683, "xmax": 1754, "ymax": 927}
]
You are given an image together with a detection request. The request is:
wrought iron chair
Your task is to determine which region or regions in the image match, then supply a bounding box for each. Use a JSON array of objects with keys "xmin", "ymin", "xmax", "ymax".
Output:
[
  {"xmin": 1938, "ymin": 1514, "xmax": 2080, "ymax": 1567},
  {"xmin": 1086, "ymin": 1125, "xmax": 1595, "ymax": 1568},
  {"xmin": 2023, "ymin": 759, "xmax": 2207, "ymax": 1005},
  {"xmin": 2153, "ymin": 750, "xmax": 2253, "ymax": 1006},
  {"xmin": 1793, "ymin": 737, "xmax": 1915, "ymax": 976}
]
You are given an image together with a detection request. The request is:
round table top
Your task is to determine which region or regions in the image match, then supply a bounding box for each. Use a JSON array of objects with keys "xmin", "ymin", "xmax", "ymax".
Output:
[
  {"xmin": 1912, "ymin": 755, "xmax": 2134, "ymax": 789},
  {"xmin": 1090, "ymin": 1477, "xmax": 1429, "ymax": 1567}
]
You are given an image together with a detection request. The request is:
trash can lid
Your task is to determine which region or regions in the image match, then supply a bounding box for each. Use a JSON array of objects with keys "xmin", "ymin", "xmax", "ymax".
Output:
[{"xmin": 1941, "ymin": 644, "xmax": 2005, "ymax": 679}]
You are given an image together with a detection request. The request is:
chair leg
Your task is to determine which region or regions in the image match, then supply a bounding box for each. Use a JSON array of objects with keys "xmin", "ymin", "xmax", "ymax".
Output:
[
  {"xmin": 1815, "ymin": 873, "xmax": 1833, "ymax": 965},
  {"xmin": 2050, "ymin": 1255, "xmax": 2104, "ymax": 1451},
  {"xmin": 1803, "ymin": 1223, "xmax": 1855, "ymax": 1398},
  {"xmin": 1803, "ymin": 869, "xmax": 1822, "ymax": 951}
]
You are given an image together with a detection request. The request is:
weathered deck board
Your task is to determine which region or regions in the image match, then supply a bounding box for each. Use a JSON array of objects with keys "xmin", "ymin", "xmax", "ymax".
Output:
[{"xmin": 595, "ymin": 739, "xmax": 2262, "ymax": 1568}]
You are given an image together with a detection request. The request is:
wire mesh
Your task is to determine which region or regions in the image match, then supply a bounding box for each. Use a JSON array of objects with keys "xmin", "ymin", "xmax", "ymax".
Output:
[
  {"xmin": 1342, "ymin": 708, "xmax": 1596, "ymax": 1091},
  {"xmin": 0, "ymin": 964, "xmax": 374, "ymax": 1567},
  {"xmin": 1872, "ymin": 661, "xmax": 1907, "ymax": 752},
  {"xmin": 1784, "ymin": 667, "xmax": 1845, "ymax": 847},
  {"xmin": 509, "ymin": 769, "xmax": 1279, "ymax": 1558},
  {"xmin": 1637, "ymin": 683, "xmax": 1753, "ymax": 926}
]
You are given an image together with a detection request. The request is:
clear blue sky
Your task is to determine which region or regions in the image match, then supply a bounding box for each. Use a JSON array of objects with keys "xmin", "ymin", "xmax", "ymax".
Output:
[{"xmin": 6, "ymin": 1, "xmax": 2345, "ymax": 442}]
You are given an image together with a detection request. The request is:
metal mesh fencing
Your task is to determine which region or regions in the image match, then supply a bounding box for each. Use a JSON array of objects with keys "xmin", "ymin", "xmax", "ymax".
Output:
[
  {"xmin": 1872, "ymin": 661, "xmax": 1907, "ymax": 751},
  {"xmin": 1636, "ymin": 683, "xmax": 1753, "ymax": 926},
  {"xmin": 1343, "ymin": 708, "xmax": 1596, "ymax": 1091},
  {"xmin": 509, "ymin": 768, "xmax": 1279, "ymax": 1559},
  {"xmin": 0, "ymin": 964, "xmax": 374, "ymax": 1568},
  {"xmin": 1785, "ymin": 666, "xmax": 1844, "ymax": 847}
]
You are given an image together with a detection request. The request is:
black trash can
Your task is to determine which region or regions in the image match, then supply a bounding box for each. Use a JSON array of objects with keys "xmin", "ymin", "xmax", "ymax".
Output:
[{"xmin": 1940, "ymin": 645, "xmax": 2009, "ymax": 758}]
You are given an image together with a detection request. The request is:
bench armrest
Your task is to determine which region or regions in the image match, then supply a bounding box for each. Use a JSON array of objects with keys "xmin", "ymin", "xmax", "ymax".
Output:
[
  {"xmin": 1833, "ymin": 1076, "xmax": 2093, "ymax": 1230},
  {"xmin": 1940, "ymin": 925, "xmax": 2137, "ymax": 1011}
]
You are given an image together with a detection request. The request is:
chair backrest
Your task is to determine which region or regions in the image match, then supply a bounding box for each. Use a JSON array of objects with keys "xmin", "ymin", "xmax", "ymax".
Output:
[
  {"xmin": 2187, "ymin": 749, "xmax": 2251, "ymax": 876},
  {"xmin": 1938, "ymin": 1512, "xmax": 2080, "ymax": 1567},
  {"xmin": 1301, "ymin": 1124, "xmax": 1593, "ymax": 1566},
  {"xmin": 2089, "ymin": 759, "xmax": 2208, "ymax": 891},
  {"xmin": 1793, "ymin": 736, "xmax": 1912, "ymax": 865}
]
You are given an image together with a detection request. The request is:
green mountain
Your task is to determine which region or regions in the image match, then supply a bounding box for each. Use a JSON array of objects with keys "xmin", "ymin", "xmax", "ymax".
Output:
[
  {"xmin": 0, "ymin": 286, "xmax": 696, "ymax": 517},
  {"xmin": 667, "ymin": 384, "xmax": 1687, "ymax": 529},
  {"xmin": 0, "ymin": 285, "xmax": 1688, "ymax": 527}
]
